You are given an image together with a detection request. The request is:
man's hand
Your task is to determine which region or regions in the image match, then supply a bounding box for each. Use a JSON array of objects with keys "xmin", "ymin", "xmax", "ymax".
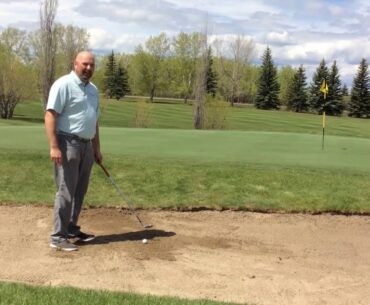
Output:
[
  {"xmin": 45, "ymin": 110, "xmax": 61, "ymax": 165},
  {"xmin": 50, "ymin": 146, "xmax": 62, "ymax": 165}
]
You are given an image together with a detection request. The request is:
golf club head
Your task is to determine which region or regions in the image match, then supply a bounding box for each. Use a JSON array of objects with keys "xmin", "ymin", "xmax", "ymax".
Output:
[{"xmin": 143, "ymin": 224, "xmax": 153, "ymax": 229}]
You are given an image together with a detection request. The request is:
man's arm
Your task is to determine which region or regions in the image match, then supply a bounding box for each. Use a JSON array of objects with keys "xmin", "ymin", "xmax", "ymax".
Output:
[
  {"xmin": 44, "ymin": 109, "xmax": 62, "ymax": 165},
  {"xmin": 92, "ymin": 122, "xmax": 102, "ymax": 164}
]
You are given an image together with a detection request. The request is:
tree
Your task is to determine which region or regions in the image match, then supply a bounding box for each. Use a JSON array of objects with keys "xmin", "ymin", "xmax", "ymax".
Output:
[
  {"xmin": 193, "ymin": 31, "xmax": 208, "ymax": 129},
  {"xmin": 172, "ymin": 32, "xmax": 201, "ymax": 103},
  {"xmin": 113, "ymin": 63, "xmax": 130, "ymax": 100},
  {"xmin": 102, "ymin": 51, "xmax": 130, "ymax": 100},
  {"xmin": 206, "ymin": 46, "xmax": 217, "ymax": 97},
  {"xmin": 38, "ymin": 0, "xmax": 58, "ymax": 109},
  {"xmin": 103, "ymin": 50, "xmax": 117, "ymax": 98},
  {"xmin": 0, "ymin": 27, "xmax": 30, "ymax": 63},
  {"xmin": 216, "ymin": 35, "xmax": 255, "ymax": 106},
  {"xmin": 308, "ymin": 59, "xmax": 329, "ymax": 114},
  {"xmin": 342, "ymin": 83, "xmax": 349, "ymax": 96},
  {"xmin": 242, "ymin": 65, "xmax": 259, "ymax": 104},
  {"xmin": 0, "ymin": 45, "xmax": 36, "ymax": 119},
  {"xmin": 286, "ymin": 65, "xmax": 309, "ymax": 112},
  {"xmin": 57, "ymin": 24, "xmax": 89, "ymax": 73},
  {"xmin": 348, "ymin": 58, "xmax": 370, "ymax": 118},
  {"xmin": 325, "ymin": 60, "xmax": 344, "ymax": 116},
  {"xmin": 278, "ymin": 65, "xmax": 295, "ymax": 106},
  {"xmin": 255, "ymin": 46, "xmax": 280, "ymax": 109},
  {"xmin": 136, "ymin": 33, "xmax": 170, "ymax": 102}
]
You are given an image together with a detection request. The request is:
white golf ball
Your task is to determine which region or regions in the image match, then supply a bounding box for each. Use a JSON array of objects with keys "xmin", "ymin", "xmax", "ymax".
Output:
[{"xmin": 142, "ymin": 238, "xmax": 148, "ymax": 244}]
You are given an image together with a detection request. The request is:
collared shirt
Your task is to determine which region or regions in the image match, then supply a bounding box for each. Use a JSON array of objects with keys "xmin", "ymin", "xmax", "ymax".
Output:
[{"xmin": 46, "ymin": 71, "xmax": 100, "ymax": 140}]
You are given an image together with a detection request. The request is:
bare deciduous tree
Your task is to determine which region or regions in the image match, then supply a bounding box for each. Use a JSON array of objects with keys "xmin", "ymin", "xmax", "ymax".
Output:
[
  {"xmin": 193, "ymin": 30, "xmax": 209, "ymax": 129},
  {"xmin": 39, "ymin": 0, "xmax": 58, "ymax": 109},
  {"xmin": 0, "ymin": 27, "xmax": 30, "ymax": 63},
  {"xmin": 216, "ymin": 35, "xmax": 255, "ymax": 106},
  {"xmin": 58, "ymin": 25, "xmax": 89, "ymax": 73}
]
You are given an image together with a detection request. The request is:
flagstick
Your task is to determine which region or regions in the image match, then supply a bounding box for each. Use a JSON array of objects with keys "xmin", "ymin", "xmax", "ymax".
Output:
[
  {"xmin": 320, "ymin": 79, "xmax": 328, "ymax": 151},
  {"xmin": 322, "ymin": 111, "xmax": 325, "ymax": 150}
]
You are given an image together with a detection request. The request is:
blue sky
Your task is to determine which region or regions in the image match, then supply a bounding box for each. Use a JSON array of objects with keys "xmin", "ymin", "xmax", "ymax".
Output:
[{"xmin": 1, "ymin": 0, "xmax": 370, "ymax": 86}]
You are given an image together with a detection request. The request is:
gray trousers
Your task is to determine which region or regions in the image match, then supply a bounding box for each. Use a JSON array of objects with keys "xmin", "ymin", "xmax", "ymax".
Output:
[{"xmin": 51, "ymin": 134, "xmax": 94, "ymax": 242}]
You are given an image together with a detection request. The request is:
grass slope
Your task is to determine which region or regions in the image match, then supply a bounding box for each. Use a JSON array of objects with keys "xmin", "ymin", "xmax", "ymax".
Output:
[{"xmin": 6, "ymin": 99, "xmax": 370, "ymax": 137}]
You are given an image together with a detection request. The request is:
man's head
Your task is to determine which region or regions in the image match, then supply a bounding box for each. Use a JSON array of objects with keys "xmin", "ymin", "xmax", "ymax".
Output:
[{"xmin": 74, "ymin": 51, "xmax": 95, "ymax": 83}]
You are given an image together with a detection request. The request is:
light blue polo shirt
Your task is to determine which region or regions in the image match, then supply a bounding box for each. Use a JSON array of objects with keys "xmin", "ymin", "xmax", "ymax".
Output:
[{"xmin": 46, "ymin": 71, "xmax": 100, "ymax": 140}]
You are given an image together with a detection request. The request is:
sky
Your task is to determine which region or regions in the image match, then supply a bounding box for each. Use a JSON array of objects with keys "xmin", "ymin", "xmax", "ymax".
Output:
[{"xmin": 1, "ymin": 0, "xmax": 370, "ymax": 86}]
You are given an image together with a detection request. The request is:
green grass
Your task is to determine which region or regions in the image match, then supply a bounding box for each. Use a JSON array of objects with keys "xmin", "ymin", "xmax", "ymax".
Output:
[
  {"xmin": 0, "ymin": 282, "xmax": 242, "ymax": 305},
  {"xmin": 7, "ymin": 99, "xmax": 370, "ymax": 137},
  {"xmin": 1, "ymin": 126, "xmax": 370, "ymax": 213},
  {"xmin": 1, "ymin": 99, "xmax": 370, "ymax": 213}
]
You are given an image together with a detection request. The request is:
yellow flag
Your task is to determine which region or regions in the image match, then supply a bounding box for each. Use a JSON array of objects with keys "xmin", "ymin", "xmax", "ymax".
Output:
[{"xmin": 320, "ymin": 79, "xmax": 329, "ymax": 99}]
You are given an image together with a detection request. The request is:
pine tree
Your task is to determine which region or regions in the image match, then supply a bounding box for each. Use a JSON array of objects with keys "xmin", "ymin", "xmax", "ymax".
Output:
[
  {"xmin": 287, "ymin": 65, "xmax": 309, "ymax": 112},
  {"xmin": 205, "ymin": 47, "xmax": 217, "ymax": 97},
  {"xmin": 255, "ymin": 47, "xmax": 280, "ymax": 109},
  {"xmin": 349, "ymin": 58, "xmax": 370, "ymax": 118},
  {"xmin": 104, "ymin": 50, "xmax": 117, "ymax": 99},
  {"xmin": 308, "ymin": 59, "xmax": 329, "ymax": 114},
  {"xmin": 341, "ymin": 84, "xmax": 349, "ymax": 96},
  {"xmin": 114, "ymin": 63, "xmax": 130, "ymax": 100},
  {"xmin": 325, "ymin": 60, "xmax": 344, "ymax": 116}
]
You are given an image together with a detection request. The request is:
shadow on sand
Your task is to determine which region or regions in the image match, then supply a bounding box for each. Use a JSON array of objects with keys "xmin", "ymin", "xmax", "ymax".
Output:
[{"xmin": 76, "ymin": 229, "xmax": 176, "ymax": 246}]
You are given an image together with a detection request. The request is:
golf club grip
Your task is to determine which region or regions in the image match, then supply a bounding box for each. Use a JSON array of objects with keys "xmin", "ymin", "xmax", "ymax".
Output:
[{"xmin": 98, "ymin": 163, "xmax": 110, "ymax": 177}]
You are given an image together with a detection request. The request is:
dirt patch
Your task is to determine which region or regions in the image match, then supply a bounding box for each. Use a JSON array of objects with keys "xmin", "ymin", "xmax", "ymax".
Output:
[{"xmin": 1, "ymin": 205, "xmax": 370, "ymax": 305}]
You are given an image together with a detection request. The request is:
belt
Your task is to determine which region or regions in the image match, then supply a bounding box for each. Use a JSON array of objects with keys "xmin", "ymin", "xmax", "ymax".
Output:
[{"xmin": 57, "ymin": 132, "xmax": 91, "ymax": 143}]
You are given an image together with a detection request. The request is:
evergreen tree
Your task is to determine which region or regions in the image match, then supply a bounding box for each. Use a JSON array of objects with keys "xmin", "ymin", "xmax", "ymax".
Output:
[
  {"xmin": 206, "ymin": 47, "xmax": 217, "ymax": 97},
  {"xmin": 348, "ymin": 58, "xmax": 370, "ymax": 118},
  {"xmin": 255, "ymin": 47, "xmax": 280, "ymax": 109},
  {"xmin": 113, "ymin": 63, "xmax": 130, "ymax": 100},
  {"xmin": 287, "ymin": 65, "xmax": 309, "ymax": 112},
  {"xmin": 325, "ymin": 60, "xmax": 344, "ymax": 115},
  {"xmin": 104, "ymin": 50, "xmax": 117, "ymax": 99},
  {"xmin": 341, "ymin": 83, "xmax": 349, "ymax": 96},
  {"xmin": 308, "ymin": 59, "xmax": 329, "ymax": 114}
]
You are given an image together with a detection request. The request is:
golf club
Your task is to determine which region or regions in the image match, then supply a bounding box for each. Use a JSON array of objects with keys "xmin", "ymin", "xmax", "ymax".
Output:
[{"xmin": 98, "ymin": 163, "xmax": 153, "ymax": 229}]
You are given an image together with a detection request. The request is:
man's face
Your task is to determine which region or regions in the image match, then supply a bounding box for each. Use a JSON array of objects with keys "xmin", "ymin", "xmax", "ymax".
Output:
[{"xmin": 74, "ymin": 52, "xmax": 95, "ymax": 83}]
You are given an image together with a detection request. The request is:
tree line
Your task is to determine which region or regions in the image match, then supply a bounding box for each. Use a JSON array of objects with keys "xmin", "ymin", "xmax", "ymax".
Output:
[{"xmin": 1, "ymin": 0, "xmax": 370, "ymax": 122}]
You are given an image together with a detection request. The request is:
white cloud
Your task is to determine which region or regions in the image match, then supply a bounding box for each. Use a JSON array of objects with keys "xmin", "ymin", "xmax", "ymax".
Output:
[
  {"xmin": 0, "ymin": 1, "xmax": 39, "ymax": 28},
  {"xmin": 88, "ymin": 28, "xmax": 147, "ymax": 53},
  {"xmin": 0, "ymin": 0, "xmax": 370, "ymax": 87},
  {"xmin": 262, "ymin": 31, "xmax": 295, "ymax": 46}
]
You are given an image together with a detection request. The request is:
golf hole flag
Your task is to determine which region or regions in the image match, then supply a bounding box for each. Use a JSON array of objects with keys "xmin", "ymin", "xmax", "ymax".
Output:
[
  {"xmin": 320, "ymin": 79, "xmax": 328, "ymax": 150},
  {"xmin": 320, "ymin": 79, "xmax": 329, "ymax": 99}
]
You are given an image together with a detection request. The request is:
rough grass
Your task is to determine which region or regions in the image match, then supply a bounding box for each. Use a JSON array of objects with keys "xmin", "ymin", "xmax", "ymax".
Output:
[{"xmin": 0, "ymin": 282, "xmax": 242, "ymax": 305}]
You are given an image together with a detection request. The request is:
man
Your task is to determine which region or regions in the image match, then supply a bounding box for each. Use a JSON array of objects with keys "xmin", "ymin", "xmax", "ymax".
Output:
[{"xmin": 45, "ymin": 51, "xmax": 102, "ymax": 251}]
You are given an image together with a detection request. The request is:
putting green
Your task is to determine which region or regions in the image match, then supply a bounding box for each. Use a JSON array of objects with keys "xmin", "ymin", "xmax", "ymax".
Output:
[{"xmin": 1, "ymin": 125, "xmax": 370, "ymax": 172}]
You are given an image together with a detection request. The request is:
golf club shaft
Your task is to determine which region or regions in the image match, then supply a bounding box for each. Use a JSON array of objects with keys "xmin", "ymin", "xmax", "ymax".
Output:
[{"xmin": 98, "ymin": 163, "xmax": 150, "ymax": 228}]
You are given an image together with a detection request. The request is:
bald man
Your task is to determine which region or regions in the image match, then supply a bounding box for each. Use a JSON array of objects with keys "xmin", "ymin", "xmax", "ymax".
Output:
[{"xmin": 45, "ymin": 51, "xmax": 102, "ymax": 251}]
